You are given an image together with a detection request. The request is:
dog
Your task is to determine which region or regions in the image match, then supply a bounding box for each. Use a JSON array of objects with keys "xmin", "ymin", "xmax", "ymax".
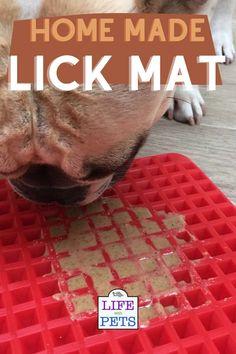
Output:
[
  {"xmin": 0, "ymin": 0, "xmax": 171, "ymax": 206},
  {"xmin": 0, "ymin": 0, "xmax": 235, "ymax": 205}
]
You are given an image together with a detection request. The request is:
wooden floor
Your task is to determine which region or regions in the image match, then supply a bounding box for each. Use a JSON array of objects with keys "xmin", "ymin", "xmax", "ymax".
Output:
[{"xmin": 139, "ymin": 14, "xmax": 236, "ymax": 204}]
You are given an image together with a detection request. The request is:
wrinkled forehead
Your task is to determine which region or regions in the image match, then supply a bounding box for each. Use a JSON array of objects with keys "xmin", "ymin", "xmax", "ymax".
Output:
[
  {"xmin": 33, "ymin": 84, "xmax": 161, "ymax": 156},
  {"xmin": 0, "ymin": 0, "xmax": 170, "ymax": 179},
  {"xmin": 0, "ymin": 82, "xmax": 168, "ymax": 179}
]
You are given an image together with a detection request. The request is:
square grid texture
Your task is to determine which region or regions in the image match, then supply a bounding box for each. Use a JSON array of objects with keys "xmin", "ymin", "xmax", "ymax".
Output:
[{"xmin": 0, "ymin": 153, "xmax": 236, "ymax": 354}]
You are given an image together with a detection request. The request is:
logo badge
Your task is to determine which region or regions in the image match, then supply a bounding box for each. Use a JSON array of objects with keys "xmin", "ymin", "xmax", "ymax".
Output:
[{"xmin": 98, "ymin": 289, "xmax": 138, "ymax": 330}]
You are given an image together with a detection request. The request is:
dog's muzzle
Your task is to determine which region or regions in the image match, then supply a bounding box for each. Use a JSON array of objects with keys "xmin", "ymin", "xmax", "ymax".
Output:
[{"xmin": 9, "ymin": 164, "xmax": 113, "ymax": 206}]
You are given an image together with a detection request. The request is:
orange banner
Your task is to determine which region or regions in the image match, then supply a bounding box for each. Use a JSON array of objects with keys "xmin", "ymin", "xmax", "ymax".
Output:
[{"xmin": 9, "ymin": 14, "xmax": 222, "ymax": 89}]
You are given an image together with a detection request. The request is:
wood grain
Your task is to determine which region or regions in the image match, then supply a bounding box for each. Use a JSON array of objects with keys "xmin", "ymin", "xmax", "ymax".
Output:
[{"xmin": 138, "ymin": 15, "xmax": 236, "ymax": 204}]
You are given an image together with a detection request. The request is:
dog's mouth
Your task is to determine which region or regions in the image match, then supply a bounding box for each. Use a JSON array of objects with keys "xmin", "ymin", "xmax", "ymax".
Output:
[
  {"xmin": 8, "ymin": 160, "xmax": 132, "ymax": 206},
  {"xmin": 9, "ymin": 175, "xmax": 113, "ymax": 206},
  {"xmin": 9, "ymin": 179, "xmax": 88, "ymax": 205}
]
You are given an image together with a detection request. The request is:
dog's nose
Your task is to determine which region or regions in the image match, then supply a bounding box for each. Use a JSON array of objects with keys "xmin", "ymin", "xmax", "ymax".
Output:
[{"xmin": 9, "ymin": 164, "xmax": 89, "ymax": 205}]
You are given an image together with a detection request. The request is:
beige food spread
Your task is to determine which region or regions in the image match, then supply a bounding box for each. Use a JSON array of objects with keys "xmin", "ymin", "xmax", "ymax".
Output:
[{"xmin": 50, "ymin": 197, "xmax": 190, "ymax": 325}]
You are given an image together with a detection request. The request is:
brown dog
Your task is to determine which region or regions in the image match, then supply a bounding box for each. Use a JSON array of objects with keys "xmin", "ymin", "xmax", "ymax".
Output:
[
  {"xmin": 0, "ymin": 0, "xmax": 234, "ymax": 205},
  {"xmin": 0, "ymin": 0, "xmax": 170, "ymax": 205}
]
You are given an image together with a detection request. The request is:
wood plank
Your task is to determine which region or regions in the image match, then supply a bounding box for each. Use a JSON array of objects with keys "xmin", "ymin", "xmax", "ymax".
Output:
[
  {"xmin": 139, "ymin": 120, "xmax": 236, "ymax": 203},
  {"xmin": 138, "ymin": 10, "xmax": 236, "ymax": 204}
]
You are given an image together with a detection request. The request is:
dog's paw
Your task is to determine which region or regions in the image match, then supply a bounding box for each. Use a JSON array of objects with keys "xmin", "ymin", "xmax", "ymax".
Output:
[
  {"xmin": 213, "ymin": 30, "xmax": 235, "ymax": 65},
  {"xmin": 166, "ymin": 87, "xmax": 206, "ymax": 126}
]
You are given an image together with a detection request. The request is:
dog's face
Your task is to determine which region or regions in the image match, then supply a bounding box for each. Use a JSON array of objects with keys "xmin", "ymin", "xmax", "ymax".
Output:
[
  {"xmin": 2, "ymin": 85, "xmax": 169, "ymax": 205},
  {"xmin": 0, "ymin": 0, "xmax": 170, "ymax": 205}
]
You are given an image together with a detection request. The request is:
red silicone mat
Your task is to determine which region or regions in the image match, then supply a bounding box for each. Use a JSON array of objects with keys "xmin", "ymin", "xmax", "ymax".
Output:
[{"xmin": 0, "ymin": 153, "xmax": 236, "ymax": 354}]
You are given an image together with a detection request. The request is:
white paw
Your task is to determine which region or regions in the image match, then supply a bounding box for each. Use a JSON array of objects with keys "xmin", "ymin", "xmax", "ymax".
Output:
[
  {"xmin": 213, "ymin": 30, "xmax": 235, "ymax": 65},
  {"xmin": 166, "ymin": 87, "xmax": 206, "ymax": 126}
]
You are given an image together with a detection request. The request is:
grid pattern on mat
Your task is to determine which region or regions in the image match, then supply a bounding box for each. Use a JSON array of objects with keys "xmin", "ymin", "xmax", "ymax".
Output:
[
  {"xmin": 49, "ymin": 196, "xmax": 186, "ymax": 322},
  {"xmin": 0, "ymin": 153, "xmax": 236, "ymax": 354}
]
